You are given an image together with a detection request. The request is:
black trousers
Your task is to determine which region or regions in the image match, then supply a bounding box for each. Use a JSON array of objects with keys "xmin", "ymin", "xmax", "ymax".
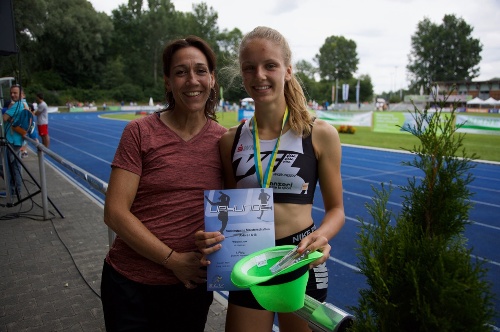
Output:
[{"xmin": 101, "ymin": 261, "xmax": 213, "ymax": 332}]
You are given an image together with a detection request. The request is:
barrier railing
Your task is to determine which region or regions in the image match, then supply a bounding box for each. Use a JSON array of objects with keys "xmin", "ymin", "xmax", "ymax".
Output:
[
  {"xmin": 27, "ymin": 138, "xmax": 354, "ymax": 331},
  {"xmin": 24, "ymin": 136, "xmax": 113, "ymax": 244}
]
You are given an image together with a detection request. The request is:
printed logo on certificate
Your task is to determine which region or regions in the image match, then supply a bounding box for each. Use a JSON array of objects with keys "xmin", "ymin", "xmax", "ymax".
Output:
[{"xmin": 204, "ymin": 188, "xmax": 275, "ymax": 291}]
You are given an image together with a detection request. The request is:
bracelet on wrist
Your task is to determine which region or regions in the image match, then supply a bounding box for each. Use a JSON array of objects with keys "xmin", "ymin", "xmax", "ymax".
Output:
[{"xmin": 161, "ymin": 249, "xmax": 174, "ymax": 266}]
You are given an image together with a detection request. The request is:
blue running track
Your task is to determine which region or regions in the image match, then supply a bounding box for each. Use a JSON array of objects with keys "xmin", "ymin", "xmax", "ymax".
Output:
[{"xmin": 44, "ymin": 111, "xmax": 500, "ymax": 328}]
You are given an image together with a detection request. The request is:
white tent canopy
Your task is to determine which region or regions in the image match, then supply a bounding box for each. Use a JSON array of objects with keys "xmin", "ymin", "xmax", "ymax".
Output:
[
  {"xmin": 484, "ymin": 97, "xmax": 500, "ymax": 105},
  {"xmin": 466, "ymin": 97, "xmax": 486, "ymax": 105}
]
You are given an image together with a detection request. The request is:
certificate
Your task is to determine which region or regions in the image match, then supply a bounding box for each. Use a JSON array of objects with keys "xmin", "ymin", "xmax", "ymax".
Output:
[{"xmin": 204, "ymin": 188, "xmax": 275, "ymax": 291}]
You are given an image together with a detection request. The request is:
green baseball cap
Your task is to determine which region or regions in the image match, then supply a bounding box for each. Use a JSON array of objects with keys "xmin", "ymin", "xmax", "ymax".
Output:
[{"xmin": 231, "ymin": 245, "xmax": 323, "ymax": 312}]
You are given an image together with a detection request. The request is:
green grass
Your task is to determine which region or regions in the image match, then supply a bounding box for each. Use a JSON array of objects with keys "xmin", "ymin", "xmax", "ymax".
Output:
[
  {"xmin": 338, "ymin": 126, "xmax": 500, "ymax": 162},
  {"xmin": 102, "ymin": 111, "xmax": 500, "ymax": 162},
  {"xmin": 101, "ymin": 113, "xmax": 139, "ymax": 121}
]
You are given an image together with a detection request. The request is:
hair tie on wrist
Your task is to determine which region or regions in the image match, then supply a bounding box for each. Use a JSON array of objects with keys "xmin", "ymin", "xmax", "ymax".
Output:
[{"xmin": 161, "ymin": 249, "xmax": 174, "ymax": 266}]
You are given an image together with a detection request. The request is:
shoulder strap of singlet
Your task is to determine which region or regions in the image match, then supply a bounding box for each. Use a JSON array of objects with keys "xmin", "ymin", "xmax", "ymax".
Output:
[
  {"xmin": 230, "ymin": 122, "xmax": 245, "ymax": 160},
  {"xmin": 230, "ymin": 117, "xmax": 315, "ymax": 159}
]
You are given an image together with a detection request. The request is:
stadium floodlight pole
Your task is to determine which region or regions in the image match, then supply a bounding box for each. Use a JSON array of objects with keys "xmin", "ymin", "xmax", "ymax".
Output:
[
  {"xmin": 293, "ymin": 295, "xmax": 354, "ymax": 332},
  {"xmin": 335, "ymin": 78, "xmax": 339, "ymax": 109},
  {"xmin": 333, "ymin": 67, "xmax": 339, "ymax": 109}
]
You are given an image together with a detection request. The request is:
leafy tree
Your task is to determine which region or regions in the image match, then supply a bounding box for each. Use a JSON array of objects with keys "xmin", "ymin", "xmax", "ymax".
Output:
[
  {"xmin": 143, "ymin": 0, "xmax": 177, "ymax": 85},
  {"xmin": 407, "ymin": 14, "xmax": 482, "ymax": 92},
  {"xmin": 295, "ymin": 60, "xmax": 373, "ymax": 105},
  {"xmin": 216, "ymin": 28, "xmax": 242, "ymax": 70},
  {"xmin": 351, "ymin": 95, "xmax": 495, "ymax": 331},
  {"xmin": 112, "ymin": 83, "xmax": 145, "ymax": 102},
  {"xmin": 31, "ymin": 70, "xmax": 66, "ymax": 91},
  {"xmin": 0, "ymin": 0, "xmax": 48, "ymax": 84},
  {"xmin": 5, "ymin": 0, "xmax": 376, "ymax": 106},
  {"xmin": 314, "ymin": 80, "xmax": 335, "ymax": 105},
  {"xmin": 100, "ymin": 57, "xmax": 130, "ymax": 90},
  {"xmin": 181, "ymin": 3, "xmax": 220, "ymax": 52},
  {"xmin": 295, "ymin": 73, "xmax": 318, "ymax": 104},
  {"xmin": 356, "ymin": 74, "xmax": 374, "ymax": 103},
  {"xmin": 341, "ymin": 75, "xmax": 374, "ymax": 105},
  {"xmin": 110, "ymin": 4, "xmax": 152, "ymax": 91},
  {"xmin": 216, "ymin": 28, "xmax": 245, "ymax": 103},
  {"xmin": 315, "ymin": 35, "xmax": 359, "ymax": 81},
  {"xmin": 294, "ymin": 60, "xmax": 322, "ymax": 103},
  {"xmin": 295, "ymin": 60, "xmax": 317, "ymax": 81},
  {"xmin": 34, "ymin": 0, "xmax": 113, "ymax": 87}
]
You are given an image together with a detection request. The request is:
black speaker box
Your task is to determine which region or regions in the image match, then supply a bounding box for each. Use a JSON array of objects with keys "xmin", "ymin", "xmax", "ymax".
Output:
[{"xmin": 0, "ymin": 0, "xmax": 18, "ymax": 56}]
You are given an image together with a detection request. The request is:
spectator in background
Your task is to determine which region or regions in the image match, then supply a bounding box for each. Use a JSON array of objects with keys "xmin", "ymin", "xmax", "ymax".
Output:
[
  {"xmin": 1, "ymin": 85, "xmax": 29, "ymax": 198},
  {"xmin": 34, "ymin": 93, "xmax": 50, "ymax": 148}
]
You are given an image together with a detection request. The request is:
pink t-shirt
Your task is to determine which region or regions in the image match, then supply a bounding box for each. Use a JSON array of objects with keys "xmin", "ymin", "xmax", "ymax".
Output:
[{"xmin": 106, "ymin": 113, "xmax": 227, "ymax": 285}]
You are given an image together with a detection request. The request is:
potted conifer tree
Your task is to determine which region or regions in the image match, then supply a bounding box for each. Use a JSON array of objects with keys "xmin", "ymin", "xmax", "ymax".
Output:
[{"xmin": 350, "ymin": 93, "xmax": 495, "ymax": 331}]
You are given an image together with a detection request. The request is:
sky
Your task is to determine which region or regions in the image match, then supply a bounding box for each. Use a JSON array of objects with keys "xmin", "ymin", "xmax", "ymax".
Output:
[{"xmin": 88, "ymin": 0, "xmax": 500, "ymax": 94}]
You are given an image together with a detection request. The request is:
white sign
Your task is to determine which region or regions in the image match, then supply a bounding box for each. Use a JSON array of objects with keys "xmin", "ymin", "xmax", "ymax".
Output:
[{"xmin": 342, "ymin": 84, "xmax": 349, "ymax": 101}]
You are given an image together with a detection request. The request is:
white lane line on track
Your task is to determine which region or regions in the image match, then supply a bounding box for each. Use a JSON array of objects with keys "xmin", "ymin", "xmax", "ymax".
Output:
[
  {"xmin": 316, "ymin": 203, "xmax": 500, "ymax": 231},
  {"xmin": 313, "ymin": 207, "xmax": 500, "ymax": 267},
  {"xmin": 470, "ymin": 199, "xmax": 500, "ymax": 208},
  {"xmin": 330, "ymin": 257, "xmax": 361, "ymax": 272},
  {"xmin": 342, "ymin": 190, "xmax": 403, "ymax": 208},
  {"xmin": 50, "ymin": 137, "xmax": 112, "ymax": 165},
  {"xmin": 328, "ymin": 248, "xmax": 500, "ymax": 271},
  {"xmin": 472, "ymin": 222, "xmax": 500, "ymax": 231},
  {"xmin": 472, "ymin": 255, "xmax": 500, "ymax": 268},
  {"xmin": 342, "ymin": 176, "xmax": 500, "ymax": 208},
  {"xmin": 342, "ymin": 143, "xmax": 500, "ymax": 166},
  {"xmin": 51, "ymin": 126, "xmax": 120, "ymax": 147}
]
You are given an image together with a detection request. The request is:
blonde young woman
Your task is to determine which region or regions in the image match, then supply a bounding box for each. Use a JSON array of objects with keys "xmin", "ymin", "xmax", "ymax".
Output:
[{"xmin": 196, "ymin": 26, "xmax": 345, "ymax": 332}]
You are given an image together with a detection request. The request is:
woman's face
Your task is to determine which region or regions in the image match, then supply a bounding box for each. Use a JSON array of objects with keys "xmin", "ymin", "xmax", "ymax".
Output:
[
  {"xmin": 164, "ymin": 46, "xmax": 215, "ymax": 113},
  {"xmin": 240, "ymin": 38, "xmax": 292, "ymax": 105}
]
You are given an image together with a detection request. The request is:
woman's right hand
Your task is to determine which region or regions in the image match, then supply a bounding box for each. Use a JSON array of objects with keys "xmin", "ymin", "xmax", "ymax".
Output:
[
  {"xmin": 165, "ymin": 251, "xmax": 208, "ymax": 288},
  {"xmin": 194, "ymin": 230, "xmax": 224, "ymax": 256}
]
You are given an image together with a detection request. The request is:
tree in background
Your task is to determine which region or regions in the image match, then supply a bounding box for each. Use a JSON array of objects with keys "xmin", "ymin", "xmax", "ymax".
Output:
[
  {"xmin": 295, "ymin": 60, "xmax": 320, "ymax": 102},
  {"xmin": 216, "ymin": 27, "xmax": 245, "ymax": 103},
  {"xmin": 296, "ymin": 59, "xmax": 374, "ymax": 106},
  {"xmin": 295, "ymin": 60, "xmax": 318, "ymax": 81},
  {"xmin": 315, "ymin": 35, "xmax": 359, "ymax": 81},
  {"xmin": 185, "ymin": 3, "xmax": 220, "ymax": 50},
  {"xmin": 350, "ymin": 96, "xmax": 495, "ymax": 331},
  {"xmin": 36, "ymin": 0, "xmax": 113, "ymax": 88},
  {"xmin": 4, "ymin": 0, "xmax": 47, "ymax": 84},
  {"xmin": 145, "ymin": 0, "xmax": 177, "ymax": 86},
  {"xmin": 2, "ymin": 0, "xmax": 375, "ymax": 106},
  {"xmin": 407, "ymin": 14, "xmax": 482, "ymax": 92},
  {"xmin": 313, "ymin": 36, "xmax": 370, "ymax": 105},
  {"xmin": 356, "ymin": 75, "xmax": 374, "ymax": 104}
]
